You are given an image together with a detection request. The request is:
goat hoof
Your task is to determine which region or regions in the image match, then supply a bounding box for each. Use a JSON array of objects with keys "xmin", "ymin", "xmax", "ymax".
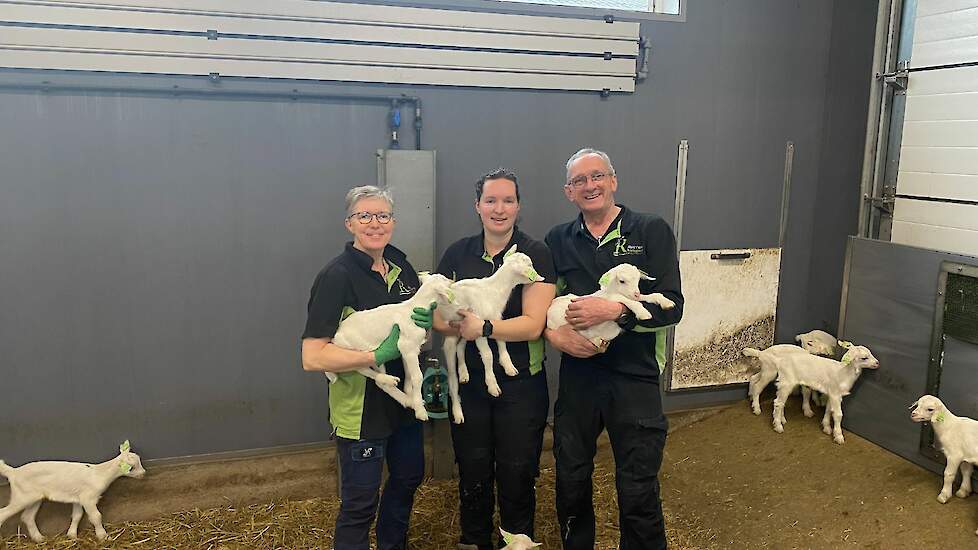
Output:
[
  {"xmin": 938, "ymin": 492, "xmax": 951, "ymax": 504},
  {"xmin": 751, "ymin": 406, "xmax": 761, "ymax": 416},
  {"xmin": 96, "ymin": 532, "xmax": 108, "ymax": 541},
  {"xmin": 834, "ymin": 435, "xmax": 845, "ymax": 445},
  {"xmin": 459, "ymin": 370, "xmax": 470, "ymax": 384},
  {"xmin": 503, "ymin": 366, "xmax": 519, "ymax": 377},
  {"xmin": 957, "ymin": 488, "xmax": 972, "ymax": 499},
  {"xmin": 803, "ymin": 409, "xmax": 815, "ymax": 418},
  {"xmin": 488, "ymin": 385, "xmax": 501, "ymax": 397},
  {"xmin": 773, "ymin": 425, "xmax": 784, "ymax": 434},
  {"xmin": 30, "ymin": 536, "xmax": 45, "ymax": 543},
  {"xmin": 822, "ymin": 426, "xmax": 832, "ymax": 435}
]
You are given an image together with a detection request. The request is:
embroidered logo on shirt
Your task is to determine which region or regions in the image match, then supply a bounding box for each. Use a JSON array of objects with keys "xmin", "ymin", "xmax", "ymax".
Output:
[
  {"xmin": 396, "ymin": 280, "xmax": 415, "ymax": 296},
  {"xmin": 613, "ymin": 238, "xmax": 645, "ymax": 257},
  {"xmin": 361, "ymin": 447, "xmax": 374, "ymax": 458}
]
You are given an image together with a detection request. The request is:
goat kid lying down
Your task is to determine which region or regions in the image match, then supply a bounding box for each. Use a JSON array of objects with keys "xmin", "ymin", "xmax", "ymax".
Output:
[
  {"xmin": 325, "ymin": 272, "xmax": 453, "ymax": 422},
  {"xmin": 437, "ymin": 245, "xmax": 544, "ymax": 423},
  {"xmin": 743, "ymin": 341, "xmax": 879, "ymax": 444},
  {"xmin": 500, "ymin": 527, "xmax": 542, "ymax": 549},
  {"xmin": 745, "ymin": 329, "xmax": 840, "ymax": 417},
  {"xmin": 910, "ymin": 395, "xmax": 978, "ymax": 510},
  {"xmin": 0, "ymin": 441, "xmax": 145, "ymax": 542},
  {"xmin": 546, "ymin": 263, "xmax": 675, "ymax": 350}
]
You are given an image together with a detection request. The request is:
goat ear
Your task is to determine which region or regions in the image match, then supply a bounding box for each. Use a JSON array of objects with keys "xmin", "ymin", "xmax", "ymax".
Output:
[
  {"xmin": 908, "ymin": 400, "xmax": 920, "ymax": 410},
  {"xmin": 637, "ymin": 268, "xmax": 654, "ymax": 281},
  {"xmin": 499, "ymin": 528, "xmax": 514, "ymax": 544},
  {"xmin": 120, "ymin": 440, "xmax": 130, "ymax": 453},
  {"xmin": 442, "ymin": 287, "xmax": 456, "ymax": 303},
  {"xmin": 838, "ymin": 340, "xmax": 853, "ymax": 349}
]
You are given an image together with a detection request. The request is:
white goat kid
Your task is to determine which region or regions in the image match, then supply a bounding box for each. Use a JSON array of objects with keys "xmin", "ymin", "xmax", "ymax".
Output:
[
  {"xmin": 438, "ymin": 245, "xmax": 543, "ymax": 423},
  {"xmin": 795, "ymin": 329, "xmax": 839, "ymax": 357},
  {"xmin": 0, "ymin": 441, "xmax": 145, "ymax": 542},
  {"xmin": 500, "ymin": 527, "xmax": 542, "ymax": 549},
  {"xmin": 745, "ymin": 330, "xmax": 840, "ymax": 418},
  {"xmin": 909, "ymin": 395, "xmax": 978, "ymax": 506},
  {"xmin": 743, "ymin": 341, "xmax": 879, "ymax": 444},
  {"xmin": 546, "ymin": 263, "xmax": 675, "ymax": 350},
  {"xmin": 326, "ymin": 273, "xmax": 454, "ymax": 422}
]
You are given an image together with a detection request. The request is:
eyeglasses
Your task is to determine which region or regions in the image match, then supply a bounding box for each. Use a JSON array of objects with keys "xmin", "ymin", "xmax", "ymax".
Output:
[
  {"xmin": 566, "ymin": 171, "xmax": 612, "ymax": 188},
  {"xmin": 347, "ymin": 211, "xmax": 394, "ymax": 224}
]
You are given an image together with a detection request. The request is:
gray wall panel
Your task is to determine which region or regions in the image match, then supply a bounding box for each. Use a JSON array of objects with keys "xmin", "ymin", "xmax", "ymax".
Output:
[
  {"xmin": 806, "ymin": 0, "xmax": 878, "ymax": 336},
  {"xmin": 0, "ymin": 0, "xmax": 877, "ymax": 461},
  {"xmin": 841, "ymin": 237, "xmax": 978, "ymax": 474}
]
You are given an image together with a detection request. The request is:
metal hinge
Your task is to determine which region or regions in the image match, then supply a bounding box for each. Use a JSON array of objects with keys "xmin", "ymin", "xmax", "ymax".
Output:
[
  {"xmin": 878, "ymin": 60, "xmax": 909, "ymax": 91},
  {"xmin": 863, "ymin": 190, "xmax": 895, "ymax": 214}
]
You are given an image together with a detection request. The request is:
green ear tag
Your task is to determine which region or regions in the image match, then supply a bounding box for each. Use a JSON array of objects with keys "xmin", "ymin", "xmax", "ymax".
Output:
[
  {"xmin": 936, "ymin": 411, "xmax": 946, "ymax": 423},
  {"xmin": 504, "ymin": 247, "xmax": 516, "ymax": 259},
  {"xmin": 502, "ymin": 532, "xmax": 514, "ymax": 545},
  {"xmin": 599, "ymin": 273, "xmax": 610, "ymax": 287},
  {"xmin": 120, "ymin": 440, "xmax": 130, "ymax": 453},
  {"xmin": 526, "ymin": 269, "xmax": 539, "ymax": 281},
  {"xmin": 841, "ymin": 351, "xmax": 854, "ymax": 366},
  {"xmin": 119, "ymin": 461, "xmax": 132, "ymax": 474},
  {"xmin": 446, "ymin": 289, "xmax": 456, "ymax": 303}
]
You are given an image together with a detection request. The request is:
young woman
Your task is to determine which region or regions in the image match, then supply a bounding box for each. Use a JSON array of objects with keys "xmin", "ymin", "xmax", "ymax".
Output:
[{"xmin": 434, "ymin": 169, "xmax": 557, "ymax": 550}]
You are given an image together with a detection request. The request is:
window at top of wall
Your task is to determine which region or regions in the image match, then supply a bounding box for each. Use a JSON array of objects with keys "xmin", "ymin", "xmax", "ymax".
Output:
[{"xmin": 492, "ymin": 0, "xmax": 680, "ymax": 15}]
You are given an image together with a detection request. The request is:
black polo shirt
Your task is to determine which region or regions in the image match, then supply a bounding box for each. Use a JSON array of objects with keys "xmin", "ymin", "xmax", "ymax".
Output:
[
  {"xmin": 302, "ymin": 242, "xmax": 421, "ymax": 440},
  {"xmin": 436, "ymin": 228, "xmax": 557, "ymax": 380},
  {"xmin": 545, "ymin": 205, "xmax": 684, "ymax": 380}
]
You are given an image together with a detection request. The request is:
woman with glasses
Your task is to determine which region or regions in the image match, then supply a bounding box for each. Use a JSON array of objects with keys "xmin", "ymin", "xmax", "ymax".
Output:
[
  {"xmin": 432, "ymin": 169, "xmax": 556, "ymax": 550},
  {"xmin": 301, "ymin": 185, "xmax": 435, "ymax": 550}
]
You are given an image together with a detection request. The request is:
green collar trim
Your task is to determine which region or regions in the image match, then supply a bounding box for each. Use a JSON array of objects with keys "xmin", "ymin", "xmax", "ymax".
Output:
[
  {"xmin": 597, "ymin": 219, "xmax": 623, "ymax": 248},
  {"xmin": 481, "ymin": 250, "xmax": 494, "ymax": 264},
  {"xmin": 385, "ymin": 261, "xmax": 402, "ymax": 292}
]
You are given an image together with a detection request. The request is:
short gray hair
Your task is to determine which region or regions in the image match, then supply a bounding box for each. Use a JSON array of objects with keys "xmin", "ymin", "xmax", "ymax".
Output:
[
  {"xmin": 565, "ymin": 148, "xmax": 616, "ymax": 182},
  {"xmin": 345, "ymin": 185, "xmax": 394, "ymax": 215}
]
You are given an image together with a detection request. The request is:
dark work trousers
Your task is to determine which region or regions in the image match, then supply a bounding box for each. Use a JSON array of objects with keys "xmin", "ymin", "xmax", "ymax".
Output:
[
  {"xmin": 554, "ymin": 363, "xmax": 668, "ymax": 550},
  {"xmin": 334, "ymin": 421, "xmax": 424, "ymax": 550},
  {"xmin": 450, "ymin": 370, "xmax": 550, "ymax": 550}
]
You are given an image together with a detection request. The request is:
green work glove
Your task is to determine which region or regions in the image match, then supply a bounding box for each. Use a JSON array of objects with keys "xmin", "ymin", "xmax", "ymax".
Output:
[
  {"xmin": 410, "ymin": 302, "xmax": 437, "ymax": 329},
  {"xmin": 373, "ymin": 324, "xmax": 402, "ymax": 365}
]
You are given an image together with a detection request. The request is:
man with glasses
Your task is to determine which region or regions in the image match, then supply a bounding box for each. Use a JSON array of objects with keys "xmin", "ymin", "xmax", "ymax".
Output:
[{"xmin": 544, "ymin": 149, "xmax": 683, "ymax": 550}]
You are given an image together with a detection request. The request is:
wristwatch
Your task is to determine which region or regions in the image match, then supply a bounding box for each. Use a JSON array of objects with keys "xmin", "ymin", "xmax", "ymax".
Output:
[
  {"xmin": 615, "ymin": 308, "xmax": 634, "ymax": 329},
  {"xmin": 482, "ymin": 319, "xmax": 494, "ymax": 338}
]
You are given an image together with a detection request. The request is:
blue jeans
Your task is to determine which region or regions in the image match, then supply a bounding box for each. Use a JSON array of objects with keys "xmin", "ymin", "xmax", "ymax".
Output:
[{"xmin": 334, "ymin": 422, "xmax": 424, "ymax": 550}]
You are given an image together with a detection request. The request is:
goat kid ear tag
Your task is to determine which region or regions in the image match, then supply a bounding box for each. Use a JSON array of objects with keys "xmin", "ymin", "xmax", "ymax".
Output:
[
  {"xmin": 119, "ymin": 461, "xmax": 133, "ymax": 474},
  {"xmin": 599, "ymin": 273, "xmax": 610, "ymax": 287},
  {"xmin": 936, "ymin": 411, "xmax": 946, "ymax": 423},
  {"xmin": 841, "ymin": 351, "xmax": 854, "ymax": 366},
  {"xmin": 526, "ymin": 268, "xmax": 539, "ymax": 281},
  {"xmin": 120, "ymin": 440, "xmax": 131, "ymax": 453}
]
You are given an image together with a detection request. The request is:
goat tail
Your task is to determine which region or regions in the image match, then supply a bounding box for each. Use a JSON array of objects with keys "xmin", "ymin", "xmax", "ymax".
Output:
[{"xmin": 742, "ymin": 347, "xmax": 762, "ymax": 358}]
